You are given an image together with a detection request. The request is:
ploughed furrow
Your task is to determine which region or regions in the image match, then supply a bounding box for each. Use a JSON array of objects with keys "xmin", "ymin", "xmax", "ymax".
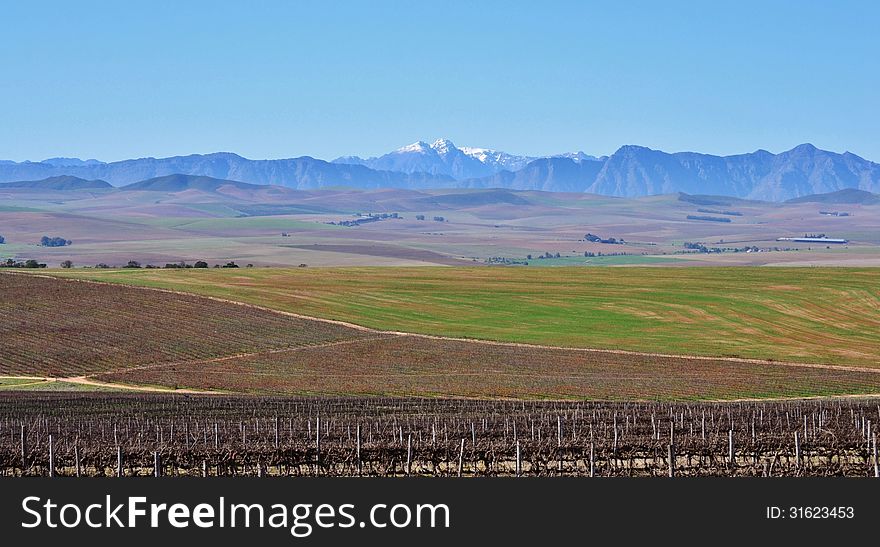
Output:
[{"xmin": 0, "ymin": 273, "xmax": 371, "ymax": 377}]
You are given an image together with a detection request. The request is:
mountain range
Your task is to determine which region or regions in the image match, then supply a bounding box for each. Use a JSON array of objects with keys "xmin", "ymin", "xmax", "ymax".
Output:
[
  {"xmin": 332, "ymin": 138, "xmax": 598, "ymax": 179},
  {"xmin": 0, "ymin": 153, "xmax": 455, "ymax": 190},
  {"xmin": 1, "ymin": 142, "xmax": 878, "ymax": 201}
]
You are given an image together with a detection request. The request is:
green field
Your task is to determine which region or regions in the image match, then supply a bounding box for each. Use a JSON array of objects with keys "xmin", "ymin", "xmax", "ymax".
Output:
[{"xmin": 51, "ymin": 267, "xmax": 880, "ymax": 367}]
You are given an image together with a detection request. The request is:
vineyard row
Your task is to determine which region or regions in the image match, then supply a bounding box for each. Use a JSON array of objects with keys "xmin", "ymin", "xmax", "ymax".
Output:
[{"xmin": 0, "ymin": 393, "xmax": 878, "ymax": 477}]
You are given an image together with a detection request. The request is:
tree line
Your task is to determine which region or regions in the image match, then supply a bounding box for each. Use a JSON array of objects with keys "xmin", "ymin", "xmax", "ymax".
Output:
[
  {"xmin": 0, "ymin": 235, "xmax": 70, "ymax": 246},
  {"xmin": 1, "ymin": 259, "xmax": 266, "ymax": 270}
]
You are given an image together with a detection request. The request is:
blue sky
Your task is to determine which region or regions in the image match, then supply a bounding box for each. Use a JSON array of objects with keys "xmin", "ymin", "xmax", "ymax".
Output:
[{"xmin": 1, "ymin": 1, "xmax": 878, "ymax": 162}]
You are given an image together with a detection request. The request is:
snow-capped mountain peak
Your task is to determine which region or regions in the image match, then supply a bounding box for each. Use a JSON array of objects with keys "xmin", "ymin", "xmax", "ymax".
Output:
[
  {"xmin": 430, "ymin": 138, "xmax": 457, "ymax": 155},
  {"xmin": 332, "ymin": 139, "xmax": 599, "ymax": 180},
  {"xmin": 458, "ymin": 146, "xmax": 494, "ymax": 162},
  {"xmin": 396, "ymin": 141, "xmax": 433, "ymax": 154}
]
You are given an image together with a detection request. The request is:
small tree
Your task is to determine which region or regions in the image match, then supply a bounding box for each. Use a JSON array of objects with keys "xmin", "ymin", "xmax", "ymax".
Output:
[
  {"xmin": 194, "ymin": 261, "xmax": 208, "ymax": 268},
  {"xmin": 124, "ymin": 260, "xmax": 141, "ymax": 269},
  {"xmin": 60, "ymin": 260, "xmax": 73, "ymax": 269}
]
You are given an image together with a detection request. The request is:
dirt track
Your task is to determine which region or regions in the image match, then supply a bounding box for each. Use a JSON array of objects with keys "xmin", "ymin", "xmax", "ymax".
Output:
[{"xmin": 0, "ymin": 375, "xmax": 216, "ymax": 394}]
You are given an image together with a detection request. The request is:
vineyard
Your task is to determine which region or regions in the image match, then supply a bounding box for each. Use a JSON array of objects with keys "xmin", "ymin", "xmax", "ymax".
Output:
[
  {"xmin": 0, "ymin": 393, "xmax": 877, "ymax": 477},
  {"xmin": 95, "ymin": 335, "xmax": 880, "ymax": 400},
  {"xmin": 0, "ymin": 272, "xmax": 370, "ymax": 377}
]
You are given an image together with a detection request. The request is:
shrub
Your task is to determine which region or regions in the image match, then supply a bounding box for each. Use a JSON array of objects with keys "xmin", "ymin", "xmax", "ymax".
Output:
[{"xmin": 40, "ymin": 236, "xmax": 71, "ymax": 247}]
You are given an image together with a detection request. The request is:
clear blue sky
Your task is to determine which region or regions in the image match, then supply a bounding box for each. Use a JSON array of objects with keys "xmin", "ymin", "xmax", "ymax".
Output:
[{"xmin": 1, "ymin": 0, "xmax": 878, "ymax": 162}]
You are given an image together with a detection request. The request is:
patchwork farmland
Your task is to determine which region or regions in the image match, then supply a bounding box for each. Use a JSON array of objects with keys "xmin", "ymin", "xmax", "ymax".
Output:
[
  {"xmin": 2, "ymin": 268, "xmax": 879, "ymax": 477},
  {"xmin": 3, "ymin": 270, "xmax": 880, "ymax": 399},
  {"xmin": 53, "ymin": 266, "xmax": 880, "ymax": 367}
]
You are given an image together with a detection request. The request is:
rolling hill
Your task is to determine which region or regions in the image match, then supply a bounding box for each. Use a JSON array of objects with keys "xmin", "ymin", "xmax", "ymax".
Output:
[
  {"xmin": 119, "ymin": 174, "xmax": 269, "ymax": 192},
  {"xmin": 0, "ymin": 175, "xmax": 111, "ymax": 190},
  {"xmin": 415, "ymin": 189, "xmax": 532, "ymax": 207},
  {"xmin": 786, "ymin": 188, "xmax": 880, "ymax": 205}
]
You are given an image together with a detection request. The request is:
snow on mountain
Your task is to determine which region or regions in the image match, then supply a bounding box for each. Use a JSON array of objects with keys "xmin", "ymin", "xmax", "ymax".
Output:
[
  {"xmin": 333, "ymin": 139, "xmax": 593, "ymax": 179},
  {"xmin": 553, "ymin": 151, "xmax": 601, "ymax": 163},
  {"xmin": 430, "ymin": 138, "xmax": 456, "ymax": 155},
  {"xmin": 459, "ymin": 147, "xmax": 538, "ymax": 172},
  {"xmin": 395, "ymin": 141, "xmax": 434, "ymax": 154}
]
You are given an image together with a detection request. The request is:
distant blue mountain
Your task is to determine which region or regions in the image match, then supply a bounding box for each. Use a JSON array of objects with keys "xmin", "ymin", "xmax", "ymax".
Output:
[
  {"xmin": 1, "ymin": 143, "xmax": 877, "ymax": 200},
  {"xmin": 0, "ymin": 153, "xmax": 455, "ymax": 190},
  {"xmin": 41, "ymin": 157, "xmax": 106, "ymax": 167},
  {"xmin": 460, "ymin": 143, "xmax": 880, "ymax": 200},
  {"xmin": 462, "ymin": 157, "xmax": 603, "ymax": 192},
  {"xmin": 582, "ymin": 143, "xmax": 880, "ymax": 200}
]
